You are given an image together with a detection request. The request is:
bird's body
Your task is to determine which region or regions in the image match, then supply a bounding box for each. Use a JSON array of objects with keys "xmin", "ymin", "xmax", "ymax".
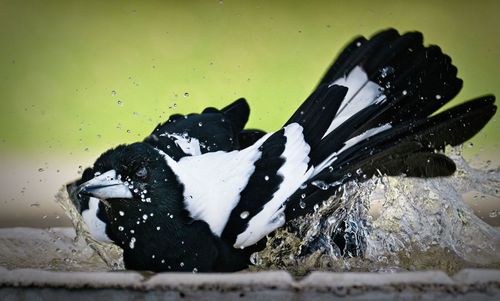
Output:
[{"xmin": 67, "ymin": 29, "xmax": 496, "ymax": 272}]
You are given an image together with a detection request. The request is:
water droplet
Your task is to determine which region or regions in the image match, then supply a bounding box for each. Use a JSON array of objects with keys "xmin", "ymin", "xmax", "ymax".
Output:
[
  {"xmin": 156, "ymin": 226, "xmax": 161, "ymax": 231},
  {"xmin": 250, "ymin": 252, "xmax": 262, "ymax": 265},
  {"xmin": 299, "ymin": 201, "xmax": 306, "ymax": 209},
  {"xmin": 313, "ymin": 204, "xmax": 320, "ymax": 211},
  {"xmin": 119, "ymin": 211, "xmax": 125, "ymax": 216},
  {"xmin": 311, "ymin": 180, "xmax": 329, "ymax": 190},
  {"xmin": 380, "ymin": 66, "xmax": 395, "ymax": 78},
  {"xmin": 129, "ymin": 237, "xmax": 136, "ymax": 249},
  {"xmin": 38, "ymin": 168, "xmax": 44, "ymax": 172},
  {"xmin": 240, "ymin": 211, "xmax": 249, "ymax": 219},
  {"xmin": 183, "ymin": 92, "xmax": 189, "ymax": 97},
  {"xmin": 117, "ymin": 99, "xmax": 123, "ymax": 106},
  {"xmin": 301, "ymin": 193, "xmax": 306, "ymax": 199},
  {"xmin": 180, "ymin": 262, "xmax": 185, "ymax": 267},
  {"xmin": 300, "ymin": 183, "xmax": 307, "ymax": 189},
  {"xmin": 30, "ymin": 203, "xmax": 40, "ymax": 207},
  {"xmin": 118, "ymin": 226, "xmax": 124, "ymax": 231},
  {"xmin": 198, "ymin": 122, "xmax": 203, "ymax": 127},
  {"xmin": 152, "ymin": 254, "xmax": 155, "ymax": 259},
  {"xmin": 489, "ymin": 210, "xmax": 498, "ymax": 218},
  {"xmin": 435, "ymin": 94, "xmax": 442, "ymax": 100},
  {"xmin": 264, "ymin": 175, "xmax": 269, "ymax": 181},
  {"xmin": 402, "ymin": 90, "xmax": 408, "ymax": 96},
  {"xmin": 142, "ymin": 214, "xmax": 148, "ymax": 220},
  {"xmin": 111, "ymin": 90, "xmax": 117, "ymax": 96},
  {"xmin": 192, "ymin": 267, "xmax": 198, "ymax": 273}
]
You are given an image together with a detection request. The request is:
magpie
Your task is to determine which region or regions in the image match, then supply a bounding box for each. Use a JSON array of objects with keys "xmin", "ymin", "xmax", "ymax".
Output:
[{"xmin": 66, "ymin": 29, "xmax": 496, "ymax": 273}]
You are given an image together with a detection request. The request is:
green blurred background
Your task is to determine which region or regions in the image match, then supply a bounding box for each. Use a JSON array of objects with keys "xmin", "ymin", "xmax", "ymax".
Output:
[{"xmin": 0, "ymin": 0, "xmax": 498, "ymax": 227}]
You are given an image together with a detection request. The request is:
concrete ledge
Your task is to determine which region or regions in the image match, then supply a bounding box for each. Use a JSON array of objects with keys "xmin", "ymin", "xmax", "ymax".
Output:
[{"xmin": 1, "ymin": 268, "xmax": 499, "ymax": 300}]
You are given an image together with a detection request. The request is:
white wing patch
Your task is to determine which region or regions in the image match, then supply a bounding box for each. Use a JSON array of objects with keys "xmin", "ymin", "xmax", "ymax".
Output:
[
  {"xmin": 313, "ymin": 123, "xmax": 392, "ymax": 177},
  {"xmin": 325, "ymin": 66, "xmax": 386, "ymax": 136},
  {"xmin": 234, "ymin": 123, "xmax": 313, "ymax": 248},
  {"xmin": 82, "ymin": 197, "xmax": 113, "ymax": 243},
  {"xmin": 159, "ymin": 133, "xmax": 202, "ymax": 156},
  {"xmin": 159, "ymin": 134, "xmax": 272, "ymax": 236}
]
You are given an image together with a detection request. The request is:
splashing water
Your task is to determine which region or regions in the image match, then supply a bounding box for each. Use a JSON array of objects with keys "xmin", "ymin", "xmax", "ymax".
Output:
[
  {"xmin": 50, "ymin": 147, "xmax": 498, "ymax": 274},
  {"xmin": 55, "ymin": 189, "xmax": 124, "ymax": 270},
  {"xmin": 251, "ymin": 147, "xmax": 500, "ymax": 275}
]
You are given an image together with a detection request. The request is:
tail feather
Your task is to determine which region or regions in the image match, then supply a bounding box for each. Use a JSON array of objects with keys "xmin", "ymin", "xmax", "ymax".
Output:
[{"xmin": 281, "ymin": 28, "xmax": 496, "ymax": 221}]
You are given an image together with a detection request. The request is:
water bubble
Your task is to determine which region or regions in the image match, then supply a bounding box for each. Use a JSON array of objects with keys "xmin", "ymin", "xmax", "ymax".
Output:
[
  {"xmin": 489, "ymin": 210, "xmax": 498, "ymax": 218},
  {"xmin": 264, "ymin": 175, "xmax": 269, "ymax": 181},
  {"xmin": 198, "ymin": 122, "xmax": 203, "ymax": 127},
  {"xmin": 180, "ymin": 262, "xmax": 184, "ymax": 267},
  {"xmin": 142, "ymin": 214, "xmax": 148, "ymax": 220},
  {"xmin": 300, "ymin": 183, "xmax": 307, "ymax": 189},
  {"xmin": 111, "ymin": 90, "xmax": 117, "ymax": 96},
  {"xmin": 183, "ymin": 92, "xmax": 189, "ymax": 97},
  {"xmin": 117, "ymin": 99, "xmax": 123, "ymax": 106},
  {"xmin": 119, "ymin": 211, "xmax": 125, "ymax": 216},
  {"xmin": 38, "ymin": 168, "xmax": 44, "ymax": 172},
  {"xmin": 240, "ymin": 211, "xmax": 249, "ymax": 219},
  {"xmin": 313, "ymin": 204, "xmax": 320, "ymax": 211},
  {"xmin": 118, "ymin": 226, "xmax": 124, "ymax": 231},
  {"xmin": 192, "ymin": 268, "xmax": 198, "ymax": 273},
  {"xmin": 299, "ymin": 201, "xmax": 306, "ymax": 209},
  {"xmin": 402, "ymin": 90, "xmax": 408, "ymax": 96},
  {"xmin": 156, "ymin": 226, "xmax": 161, "ymax": 231},
  {"xmin": 435, "ymin": 94, "xmax": 442, "ymax": 100},
  {"xmin": 30, "ymin": 203, "xmax": 40, "ymax": 207}
]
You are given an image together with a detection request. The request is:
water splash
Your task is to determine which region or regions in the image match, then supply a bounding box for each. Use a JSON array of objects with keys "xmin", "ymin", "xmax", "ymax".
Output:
[
  {"xmin": 55, "ymin": 189, "xmax": 124, "ymax": 270},
  {"xmin": 251, "ymin": 147, "xmax": 500, "ymax": 275}
]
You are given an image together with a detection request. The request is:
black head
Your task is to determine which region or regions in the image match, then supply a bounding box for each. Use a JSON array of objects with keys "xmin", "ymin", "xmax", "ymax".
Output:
[{"xmin": 66, "ymin": 142, "xmax": 186, "ymax": 249}]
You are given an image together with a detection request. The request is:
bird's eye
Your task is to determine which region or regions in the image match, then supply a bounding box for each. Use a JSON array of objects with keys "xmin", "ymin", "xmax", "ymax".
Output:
[{"xmin": 135, "ymin": 166, "xmax": 148, "ymax": 179}]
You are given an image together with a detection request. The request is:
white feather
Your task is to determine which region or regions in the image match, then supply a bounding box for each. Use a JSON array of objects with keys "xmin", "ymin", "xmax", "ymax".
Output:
[
  {"xmin": 159, "ymin": 134, "xmax": 272, "ymax": 236},
  {"xmin": 160, "ymin": 133, "xmax": 202, "ymax": 156},
  {"xmin": 313, "ymin": 123, "xmax": 392, "ymax": 176},
  {"xmin": 82, "ymin": 197, "xmax": 112, "ymax": 243},
  {"xmin": 325, "ymin": 66, "xmax": 386, "ymax": 136},
  {"xmin": 234, "ymin": 123, "xmax": 313, "ymax": 248}
]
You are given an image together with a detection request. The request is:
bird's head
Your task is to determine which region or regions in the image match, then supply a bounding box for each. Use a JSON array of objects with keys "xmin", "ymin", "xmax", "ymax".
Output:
[{"xmin": 66, "ymin": 142, "xmax": 184, "ymax": 247}]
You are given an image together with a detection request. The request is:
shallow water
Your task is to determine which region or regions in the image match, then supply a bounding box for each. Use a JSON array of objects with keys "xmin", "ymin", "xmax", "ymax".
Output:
[{"xmin": 1, "ymin": 148, "xmax": 498, "ymax": 274}]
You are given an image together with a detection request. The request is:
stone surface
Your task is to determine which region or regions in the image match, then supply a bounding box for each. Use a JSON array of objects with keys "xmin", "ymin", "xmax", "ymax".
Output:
[{"xmin": 1, "ymin": 267, "xmax": 499, "ymax": 301}]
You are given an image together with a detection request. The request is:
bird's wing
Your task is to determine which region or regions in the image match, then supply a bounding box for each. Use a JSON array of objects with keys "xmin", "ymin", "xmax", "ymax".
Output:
[
  {"xmin": 160, "ymin": 123, "xmax": 312, "ymax": 248},
  {"xmin": 145, "ymin": 98, "xmax": 261, "ymax": 159}
]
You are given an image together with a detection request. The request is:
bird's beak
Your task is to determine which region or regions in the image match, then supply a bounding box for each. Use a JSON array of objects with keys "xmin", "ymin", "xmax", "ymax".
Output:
[{"xmin": 76, "ymin": 170, "xmax": 133, "ymax": 200}]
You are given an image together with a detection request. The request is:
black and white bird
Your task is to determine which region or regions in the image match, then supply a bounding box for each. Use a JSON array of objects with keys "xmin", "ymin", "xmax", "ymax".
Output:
[{"xmin": 67, "ymin": 29, "xmax": 496, "ymax": 272}]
